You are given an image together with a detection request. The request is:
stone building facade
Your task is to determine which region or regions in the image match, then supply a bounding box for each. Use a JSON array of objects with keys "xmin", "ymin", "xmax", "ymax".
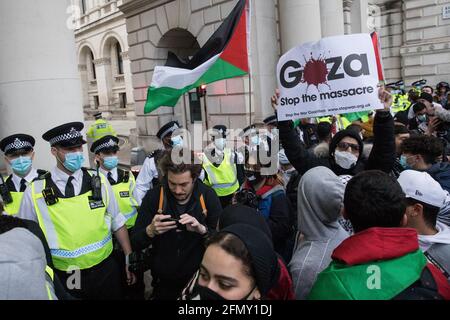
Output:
[
  {"xmin": 115, "ymin": 0, "xmax": 450, "ymax": 151},
  {"xmin": 72, "ymin": 0, "xmax": 136, "ymax": 120}
]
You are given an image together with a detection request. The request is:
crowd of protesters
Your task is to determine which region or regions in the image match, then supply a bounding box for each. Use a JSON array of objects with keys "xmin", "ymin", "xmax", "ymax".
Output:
[{"xmin": 2, "ymin": 80, "xmax": 450, "ymax": 300}]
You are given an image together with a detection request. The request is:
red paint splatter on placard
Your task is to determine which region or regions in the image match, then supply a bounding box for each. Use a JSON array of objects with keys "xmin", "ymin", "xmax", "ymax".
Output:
[{"xmin": 301, "ymin": 53, "xmax": 330, "ymax": 91}]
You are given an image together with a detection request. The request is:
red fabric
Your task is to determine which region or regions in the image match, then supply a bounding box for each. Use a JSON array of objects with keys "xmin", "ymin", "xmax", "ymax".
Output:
[
  {"xmin": 332, "ymin": 227, "xmax": 419, "ymax": 265},
  {"xmin": 426, "ymin": 263, "xmax": 450, "ymax": 300},
  {"xmin": 266, "ymin": 258, "xmax": 295, "ymax": 300},
  {"xmin": 371, "ymin": 32, "xmax": 384, "ymax": 82},
  {"xmin": 220, "ymin": 0, "xmax": 249, "ymax": 72},
  {"xmin": 255, "ymin": 185, "xmax": 274, "ymax": 197}
]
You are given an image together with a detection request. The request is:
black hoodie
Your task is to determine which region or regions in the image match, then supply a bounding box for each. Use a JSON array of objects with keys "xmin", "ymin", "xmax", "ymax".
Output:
[
  {"xmin": 279, "ymin": 111, "xmax": 395, "ymax": 176},
  {"xmin": 131, "ymin": 180, "xmax": 222, "ymax": 281}
]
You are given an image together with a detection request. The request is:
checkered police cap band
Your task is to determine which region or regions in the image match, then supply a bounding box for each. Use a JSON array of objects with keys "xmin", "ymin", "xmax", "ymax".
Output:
[
  {"xmin": 160, "ymin": 124, "xmax": 179, "ymax": 140},
  {"xmin": 94, "ymin": 138, "xmax": 118, "ymax": 153},
  {"xmin": 49, "ymin": 127, "xmax": 83, "ymax": 146},
  {"xmin": 4, "ymin": 138, "xmax": 33, "ymax": 153}
]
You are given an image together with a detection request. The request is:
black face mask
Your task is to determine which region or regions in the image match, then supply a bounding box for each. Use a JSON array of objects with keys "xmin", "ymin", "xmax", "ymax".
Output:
[
  {"xmin": 244, "ymin": 170, "xmax": 263, "ymax": 188},
  {"xmin": 189, "ymin": 283, "xmax": 256, "ymax": 301}
]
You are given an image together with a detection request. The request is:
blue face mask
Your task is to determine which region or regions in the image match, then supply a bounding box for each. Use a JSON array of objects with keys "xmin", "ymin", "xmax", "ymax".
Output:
[
  {"xmin": 399, "ymin": 155, "xmax": 412, "ymax": 170},
  {"xmin": 103, "ymin": 156, "xmax": 119, "ymax": 170},
  {"xmin": 64, "ymin": 152, "xmax": 85, "ymax": 172},
  {"xmin": 417, "ymin": 114, "xmax": 427, "ymax": 123},
  {"xmin": 250, "ymin": 135, "xmax": 259, "ymax": 146},
  {"xmin": 10, "ymin": 156, "xmax": 32, "ymax": 176},
  {"xmin": 171, "ymin": 135, "xmax": 183, "ymax": 148}
]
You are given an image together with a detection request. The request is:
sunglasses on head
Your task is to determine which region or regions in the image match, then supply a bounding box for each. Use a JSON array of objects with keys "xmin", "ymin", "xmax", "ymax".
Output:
[{"xmin": 337, "ymin": 142, "xmax": 360, "ymax": 152}]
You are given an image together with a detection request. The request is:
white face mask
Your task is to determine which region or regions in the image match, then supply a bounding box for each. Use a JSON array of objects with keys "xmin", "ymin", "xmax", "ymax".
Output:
[
  {"xmin": 282, "ymin": 167, "xmax": 296, "ymax": 185},
  {"xmin": 214, "ymin": 138, "xmax": 226, "ymax": 151},
  {"xmin": 334, "ymin": 151, "xmax": 358, "ymax": 169}
]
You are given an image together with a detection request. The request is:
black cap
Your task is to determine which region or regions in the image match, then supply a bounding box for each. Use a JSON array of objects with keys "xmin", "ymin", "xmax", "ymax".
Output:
[
  {"xmin": 42, "ymin": 122, "xmax": 86, "ymax": 147},
  {"xmin": 212, "ymin": 125, "xmax": 227, "ymax": 138},
  {"xmin": 220, "ymin": 224, "xmax": 279, "ymax": 296},
  {"xmin": 90, "ymin": 135, "xmax": 119, "ymax": 154},
  {"xmin": 412, "ymin": 79, "xmax": 427, "ymax": 87},
  {"xmin": 94, "ymin": 112, "xmax": 102, "ymax": 119},
  {"xmin": 218, "ymin": 204, "xmax": 272, "ymax": 239},
  {"xmin": 156, "ymin": 121, "xmax": 181, "ymax": 140},
  {"xmin": 0, "ymin": 134, "xmax": 35, "ymax": 155},
  {"xmin": 263, "ymin": 115, "xmax": 278, "ymax": 127},
  {"xmin": 437, "ymin": 82, "xmax": 450, "ymax": 90},
  {"xmin": 419, "ymin": 92, "xmax": 433, "ymax": 104}
]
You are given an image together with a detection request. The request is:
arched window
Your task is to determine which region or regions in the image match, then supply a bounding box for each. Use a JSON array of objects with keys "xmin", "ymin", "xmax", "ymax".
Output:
[
  {"xmin": 116, "ymin": 43, "xmax": 123, "ymax": 75},
  {"xmin": 81, "ymin": 0, "xmax": 87, "ymax": 14},
  {"xmin": 90, "ymin": 51, "xmax": 96, "ymax": 80}
]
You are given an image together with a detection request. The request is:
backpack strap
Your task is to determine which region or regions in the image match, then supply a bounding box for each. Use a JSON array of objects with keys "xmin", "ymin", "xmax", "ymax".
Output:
[
  {"xmin": 157, "ymin": 186, "xmax": 164, "ymax": 214},
  {"xmin": 199, "ymin": 194, "xmax": 208, "ymax": 217}
]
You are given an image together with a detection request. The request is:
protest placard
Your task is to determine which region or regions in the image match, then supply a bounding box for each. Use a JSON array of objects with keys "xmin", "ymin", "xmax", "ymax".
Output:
[{"xmin": 276, "ymin": 33, "xmax": 384, "ymax": 121}]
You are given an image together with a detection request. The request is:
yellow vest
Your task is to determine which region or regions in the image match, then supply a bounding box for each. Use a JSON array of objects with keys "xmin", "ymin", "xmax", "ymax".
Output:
[
  {"xmin": 86, "ymin": 119, "xmax": 117, "ymax": 141},
  {"xmin": 31, "ymin": 172, "xmax": 112, "ymax": 271},
  {"xmin": 111, "ymin": 171, "xmax": 139, "ymax": 229},
  {"xmin": 203, "ymin": 149, "xmax": 239, "ymax": 197},
  {"xmin": 3, "ymin": 191, "xmax": 23, "ymax": 216}
]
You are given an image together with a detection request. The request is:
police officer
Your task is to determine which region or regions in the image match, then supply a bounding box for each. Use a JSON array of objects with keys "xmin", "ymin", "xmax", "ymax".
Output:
[
  {"xmin": 135, "ymin": 120, "xmax": 183, "ymax": 204},
  {"xmin": 90, "ymin": 135, "xmax": 144, "ymax": 299},
  {"xmin": 18, "ymin": 122, "xmax": 135, "ymax": 300},
  {"xmin": 0, "ymin": 134, "xmax": 47, "ymax": 216},
  {"xmin": 86, "ymin": 112, "xmax": 117, "ymax": 142},
  {"xmin": 202, "ymin": 125, "xmax": 243, "ymax": 208}
]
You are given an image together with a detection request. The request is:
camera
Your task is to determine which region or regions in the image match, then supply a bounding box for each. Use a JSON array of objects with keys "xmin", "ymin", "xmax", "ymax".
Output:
[{"xmin": 127, "ymin": 249, "xmax": 152, "ymax": 274}]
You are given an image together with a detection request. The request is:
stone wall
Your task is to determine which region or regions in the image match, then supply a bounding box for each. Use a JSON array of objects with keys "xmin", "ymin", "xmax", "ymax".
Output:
[{"xmin": 401, "ymin": 0, "xmax": 450, "ymax": 86}]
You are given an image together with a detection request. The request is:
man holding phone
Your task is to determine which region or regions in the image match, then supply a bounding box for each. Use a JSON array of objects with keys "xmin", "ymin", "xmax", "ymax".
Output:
[{"xmin": 131, "ymin": 150, "xmax": 222, "ymax": 300}]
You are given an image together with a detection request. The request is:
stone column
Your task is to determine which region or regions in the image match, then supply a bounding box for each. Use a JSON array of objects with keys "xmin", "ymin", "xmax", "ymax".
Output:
[
  {"xmin": 121, "ymin": 51, "xmax": 135, "ymax": 114},
  {"xmin": 0, "ymin": 0, "xmax": 86, "ymax": 170},
  {"xmin": 278, "ymin": 0, "xmax": 322, "ymax": 53},
  {"xmin": 351, "ymin": 0, "xmax": 369, "ymax": 34},
  {"xmin": 93, "ymin": 58, "xmax": 113, "ymax": 112},
  {"xmin": 320, "ymin": 0, "xmax": 345, "ymax": 37},
  {"xmin": 250, "ymin": 0, "xmax": 280, "ymax": 121}
]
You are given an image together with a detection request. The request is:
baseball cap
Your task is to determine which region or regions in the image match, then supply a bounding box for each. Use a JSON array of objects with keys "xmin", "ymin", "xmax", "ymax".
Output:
[{"xmin": 398, "ymin": 170, "xmax": 447, "ymax": 208}]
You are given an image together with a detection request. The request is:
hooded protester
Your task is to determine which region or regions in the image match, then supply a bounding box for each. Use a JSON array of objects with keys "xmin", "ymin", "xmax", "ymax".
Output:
[
  {"xmin": 242, "ymin": 141, "xmax": 295, "ymax": 263},
  {"xmin": 181, "ymin": 224, "xmax": 279, "ymax": 300},
  {"xmin": 274, "ymin": 87, "xmax": 395, "ymax": 178},
  {"xmin": 289, "ymin": 167, "xmax": 349, "ymax": 300},
  {"xmin": 0, "ymin": 215, "xmax": 57, "ymax": 300},
  {"xmin": 308, "ymin": 170, "xmax": 450, "ymax": 300},
  {"xmin": 217, "ymin": 204, "xmax": 295, "ymax": 300},
  {"xmin": 398, "ymin": 170, "xmax": 450, "ymax": 280}
]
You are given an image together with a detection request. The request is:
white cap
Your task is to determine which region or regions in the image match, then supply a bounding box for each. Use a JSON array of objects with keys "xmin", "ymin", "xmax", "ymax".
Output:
[{"xmin": 398, "ymin": 170, "xmax": 447, "ymax": 208}]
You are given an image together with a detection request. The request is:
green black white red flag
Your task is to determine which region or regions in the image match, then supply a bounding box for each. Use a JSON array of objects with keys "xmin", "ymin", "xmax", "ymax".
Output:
[{"xmin": 144, "ymin": 0, "xmax": 250, "ymax": 114}]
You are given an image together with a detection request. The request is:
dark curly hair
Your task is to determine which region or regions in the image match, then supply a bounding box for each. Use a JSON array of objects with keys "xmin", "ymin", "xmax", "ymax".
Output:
[
  {"xmin": 401, "ymin": 135, "xmax": 444, "ymax": 164},
  {"xmin": 344, "ymin": 170, "xmax": 406, "ymax": 233},
  {"xmin": 158, "ymin": 150, "xmax": 202, "ymax": 180}
]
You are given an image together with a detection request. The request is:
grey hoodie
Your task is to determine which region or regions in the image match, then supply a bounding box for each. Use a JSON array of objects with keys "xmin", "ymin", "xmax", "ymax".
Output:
[
  {"xmin": 288, "ymin": 166, "xmax": 349, "ymax": 300},
  {"xmin": 0, "ymin": 228, "xmax": 57, "ymax": 300}
]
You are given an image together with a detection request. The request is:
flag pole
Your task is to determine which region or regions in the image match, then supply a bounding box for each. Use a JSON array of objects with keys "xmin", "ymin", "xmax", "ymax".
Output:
[{"xmin": 248, "ymin": 75, "xmax": 252, "ymax": 126}]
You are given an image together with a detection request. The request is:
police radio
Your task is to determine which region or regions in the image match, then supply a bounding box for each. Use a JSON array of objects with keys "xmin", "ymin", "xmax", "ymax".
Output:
[
  {"xmin": 91, "ymin": 161, "xmax": 102, "ymax": 201},
  {"xmin": 0, "ymin": 175, "xmax": 13, "ymax": 204},
  {"xmin": 42, "ymin": 187, "xmax": 59, "ymax": 206}
]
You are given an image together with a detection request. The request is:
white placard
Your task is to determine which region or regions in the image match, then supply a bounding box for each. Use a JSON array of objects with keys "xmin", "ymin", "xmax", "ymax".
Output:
[{"xmin": 276, "ymin": 33, "xmax": 384, "ymax": 121}]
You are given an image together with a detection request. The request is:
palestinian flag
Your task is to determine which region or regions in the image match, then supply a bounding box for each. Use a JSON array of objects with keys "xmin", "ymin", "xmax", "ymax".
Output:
[{"xmin": 144, "ymin": 0, "xmax": 250, "ymax": 114}]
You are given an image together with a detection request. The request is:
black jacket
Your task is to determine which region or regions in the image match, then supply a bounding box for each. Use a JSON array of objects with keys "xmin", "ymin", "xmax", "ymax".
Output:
[
  {"xmin": 131, "ymin": 180, "xmax": 222, "ymax": 281},
  {"xmin": 279, "ymin": 111, "xmax": 395, "ymax": 176}
]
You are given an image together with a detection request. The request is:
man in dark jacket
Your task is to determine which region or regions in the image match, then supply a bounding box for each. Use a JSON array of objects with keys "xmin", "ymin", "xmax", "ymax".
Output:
[
  {"xmin": 400, "ymin": 135, "xmax": 450, "ymax": 192},
  {"xmin": 309, "ymin": 171, "xmax": 450, "ymax": 300},
  {"xmin": 273, "ymin": 88, "xmax": 396, "ymax": 177},
  {"xmin": 131, "ymin": 150, "xmax": 222, "ymax": 300}
]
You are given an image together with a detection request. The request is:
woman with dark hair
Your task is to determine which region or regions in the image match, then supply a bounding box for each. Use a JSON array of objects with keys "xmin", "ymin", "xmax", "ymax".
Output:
[{"xmin": 181, "ymin": 224, "xmax": 280, "ymax": 300}]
